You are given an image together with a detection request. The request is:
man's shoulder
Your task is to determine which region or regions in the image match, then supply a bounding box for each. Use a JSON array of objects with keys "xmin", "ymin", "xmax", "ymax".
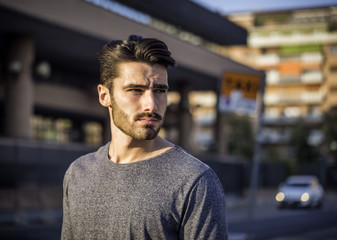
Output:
[
  {"xmin": 170, "ymin": 146, "xmax": 208, "ymax": 164},
  {"xmin": 159, "ymin": 146, "xmax": 223, "ymax": 192},
  {"xmin": 72, "ymin": 151, "xmax": 96, "ymax": 166},
  {"xmin": 66, "ymin": 143, "xmax": 109, "ymax": 173},
  {"xmin": 163, "ymin": 146, "xmax": 212, "ymax": 176}
]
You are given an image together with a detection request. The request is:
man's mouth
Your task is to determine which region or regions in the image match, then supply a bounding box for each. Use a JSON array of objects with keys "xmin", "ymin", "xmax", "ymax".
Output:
[
  {"xmin": 135, "ymin": 113, "xmax": 162, "ymax": 125},
  {"xmin": 138, "ymin": 118, "xmax": 158, "ymax": 125}
]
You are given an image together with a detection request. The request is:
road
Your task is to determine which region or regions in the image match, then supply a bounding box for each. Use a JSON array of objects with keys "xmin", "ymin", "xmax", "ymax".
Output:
[
  {"xmin": 227, "ymin": 191, "xmax": 337, "ymax": 240},
  {"xmin": 0, "ymin": 190, "xmax": 336, "ymax": 240},
  {"xmin": 229, "ymin": 207, "xmax": 337, "ymax": 240}
]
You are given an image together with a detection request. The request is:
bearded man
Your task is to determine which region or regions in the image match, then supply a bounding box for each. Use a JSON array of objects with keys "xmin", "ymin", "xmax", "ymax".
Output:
[{"xmin": 61, "ymin": 35, "xmax": 228, "ymax": 240}]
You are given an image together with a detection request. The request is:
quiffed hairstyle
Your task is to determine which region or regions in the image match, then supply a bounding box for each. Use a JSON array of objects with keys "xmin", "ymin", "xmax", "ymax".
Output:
[{"xmin": 98, "ymin": 34, "xmax": 176, "ymax": 90}]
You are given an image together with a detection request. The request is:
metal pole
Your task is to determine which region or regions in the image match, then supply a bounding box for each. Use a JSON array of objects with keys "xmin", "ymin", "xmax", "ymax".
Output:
[{"xmin": 246, "ymin": 71, "xmax": 265, "ymax": 240}]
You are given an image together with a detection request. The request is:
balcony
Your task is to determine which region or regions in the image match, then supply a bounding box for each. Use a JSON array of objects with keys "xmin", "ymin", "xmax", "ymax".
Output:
[
  {"xmin": 266, "ymin": 72, "xmax": 301, "ymax": 85},
  {"xmin": 249, "ymin": 32, "xmax": 337, "ymax": 47},
  {"xmin": 264, "ymin": 94, "xmax": 302, "ymax": 104},
  {"xmin": 279, "ymin": 76, "xmax": 302, "ymax": 85},
  {"xmin": 301, "ymin": 52, "xmax": 323, "ymax": 64},
  {"xmin": 301, "ymin": 71, "xmax": 324, "ymax": 83},
  {"xmin": 301, "ymin": 91, "xmax": 323, "ymax": 103},
  {"xmin": 264, "ymin": 91, "xmax": 323, "ymax": 105},
  {"xmin": 267, "ymin": 72, "xmax": 323, "ymax": 85},
  {"xmin": 256, "ymin": 54, "xmax": 280, "ymax": 66}
]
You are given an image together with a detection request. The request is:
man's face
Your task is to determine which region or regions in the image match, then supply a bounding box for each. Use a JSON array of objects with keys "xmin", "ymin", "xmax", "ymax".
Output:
[{"xmin": 110, "ymin": 62, "xmax": 168, "ymax": 140}]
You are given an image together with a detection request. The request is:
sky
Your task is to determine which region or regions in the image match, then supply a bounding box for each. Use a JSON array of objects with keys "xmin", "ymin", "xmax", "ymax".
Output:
[{"xmin": 191, "ymin": 0, "xmax": 337, "ymax": 14}]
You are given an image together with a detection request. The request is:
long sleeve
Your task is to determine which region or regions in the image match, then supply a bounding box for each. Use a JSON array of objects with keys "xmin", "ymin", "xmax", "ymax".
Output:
[
  {"xmin": 179, "ymin": 169, "xmax": 228, "ymax": 240},
  {"xmin": 61, "ymin": 169, "xmax": 73, "ymax": 240}
]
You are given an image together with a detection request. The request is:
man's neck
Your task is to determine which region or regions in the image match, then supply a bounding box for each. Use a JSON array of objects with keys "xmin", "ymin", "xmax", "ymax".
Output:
[{"xmin": 108, "ymin": 135, "xmax": 173, "ymax": 164}]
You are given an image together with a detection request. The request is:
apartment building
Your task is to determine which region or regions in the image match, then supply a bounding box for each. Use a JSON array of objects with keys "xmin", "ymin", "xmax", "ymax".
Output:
[{"xmin": 227, "ymin": 6, "xmax": 337, "ymax": 160}]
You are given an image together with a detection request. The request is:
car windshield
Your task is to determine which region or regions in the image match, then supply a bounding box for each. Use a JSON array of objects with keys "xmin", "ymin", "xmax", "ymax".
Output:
[{"xmin": 286, "ymin": 183, "xmax": 310, "ymax": 187}]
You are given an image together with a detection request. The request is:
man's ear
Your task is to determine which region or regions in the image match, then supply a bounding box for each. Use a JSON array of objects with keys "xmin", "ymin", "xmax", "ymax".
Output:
[{"xmin": 97, "ymin": 84, "xmax": 111, "ymax": 107}]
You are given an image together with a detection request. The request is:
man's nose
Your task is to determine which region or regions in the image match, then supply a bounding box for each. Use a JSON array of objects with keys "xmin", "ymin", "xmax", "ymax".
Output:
[{"xmin": 142, "ymin": 90, "xmax": 157, "ymax": 113}]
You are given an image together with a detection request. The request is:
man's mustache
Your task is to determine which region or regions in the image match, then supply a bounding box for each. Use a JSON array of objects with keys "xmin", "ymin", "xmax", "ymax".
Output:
[{"xmin": 135, "ymin": 112, "xmax": 163, "ymax": 121}]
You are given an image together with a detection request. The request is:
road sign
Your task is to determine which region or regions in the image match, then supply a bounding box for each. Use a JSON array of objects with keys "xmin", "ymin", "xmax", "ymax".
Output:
[{"xmin": 219, "ymin": 72, "xmax": 262, "ymax": 114}]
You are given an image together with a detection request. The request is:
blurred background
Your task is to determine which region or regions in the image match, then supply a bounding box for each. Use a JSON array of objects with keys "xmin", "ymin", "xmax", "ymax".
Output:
[{"xmin": 0, "ymin": 0, "xmax": 337, "ymax": 239}]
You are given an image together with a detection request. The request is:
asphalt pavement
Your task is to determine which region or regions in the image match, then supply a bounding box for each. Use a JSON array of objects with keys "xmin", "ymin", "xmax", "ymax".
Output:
[
  {"xmin": 0, "ymin": 188, "xmax": 336, "ymax": 240},
  {"xmin": 226, "ymin": 188, "xmax": 337, "ymax": 240}
]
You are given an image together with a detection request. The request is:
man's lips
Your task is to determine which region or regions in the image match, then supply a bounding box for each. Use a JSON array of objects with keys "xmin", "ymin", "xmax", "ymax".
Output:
[
  {"xmin": 137, "ymin": 118, "xmax": 159, "ymax": 125},
  {"xmin": 135, "ymin": 113, "xmax": 162, "ymax": 125},
  {"xmin": 135, "ymin": 113, "xmax": 162, "ymax": 123}
]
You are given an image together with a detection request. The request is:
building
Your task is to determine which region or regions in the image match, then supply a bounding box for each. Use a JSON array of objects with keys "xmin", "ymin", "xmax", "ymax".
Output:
[
  {"xmin": 227, "ymin": 6, "xmax": 337, "ymax": 162},
  {"xmin": 0, "ymin": 0, "xmax": 264, "ymax": 219},
  {"xmin": 0, "ymin": 0, "xmax": 260, "ymax": 152}
]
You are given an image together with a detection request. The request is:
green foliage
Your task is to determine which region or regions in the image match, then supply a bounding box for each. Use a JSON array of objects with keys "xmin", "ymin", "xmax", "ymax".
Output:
[
  {"xmin": 261, "ymin": 147, "xmax": 296, "ymax": 175},
  {"xmin": 226, "ymin": 114, "xmax": 254, "ymax": 159},
  {"xmin": 281, "ymin": 44, "xmax": 322, "ymax": 55},
  {"xmin": 322, "ymin": 106, "xmax": 337, "ymax": 159},
  {"xmin": 288, "ymin": 120, "xmax": 317, "ymax": 163}
]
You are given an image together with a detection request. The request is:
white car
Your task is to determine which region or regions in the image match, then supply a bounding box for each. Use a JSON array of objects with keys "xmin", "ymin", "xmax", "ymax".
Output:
[{"xmin": 275, "ymin": 175, "xmax": 324, "ymax": 209}]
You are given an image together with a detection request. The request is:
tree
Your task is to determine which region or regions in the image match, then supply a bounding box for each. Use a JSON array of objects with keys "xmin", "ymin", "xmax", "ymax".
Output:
[
  {"xmin": 227, "ymin": 114, "xmax": 255, "ymax": 159},
  {"xmin": 288, "ymin": 120, "xmax": 317, "ymax": 163},
  {"xmin": 322, "ymin": 106, "xmax": 337, "ymax": 161}
]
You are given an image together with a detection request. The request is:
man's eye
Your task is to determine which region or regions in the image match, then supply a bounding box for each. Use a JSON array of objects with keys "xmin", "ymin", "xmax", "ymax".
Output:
[
  {"xmin": 129, "ymin": 89, "xmax": 144, "ymax": 93},
  {"xmin": 154, "ymin": 89, "xmax": 167, "ymax": 93}
]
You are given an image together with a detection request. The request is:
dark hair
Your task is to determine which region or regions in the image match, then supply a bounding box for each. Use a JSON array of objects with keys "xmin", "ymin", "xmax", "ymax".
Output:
[{"xmin": 98, "ymin": 34, "xmax": 176, "ymax": 90}]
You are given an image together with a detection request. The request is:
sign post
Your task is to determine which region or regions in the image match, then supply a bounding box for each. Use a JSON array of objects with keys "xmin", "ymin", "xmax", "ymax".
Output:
[
  {"xmin": 245, "ymin": 72, "xmax": 265, "ymax": 240},
  {"xmin": 218, "ymin": 71, "xmax": 265, "ymax": 239}
]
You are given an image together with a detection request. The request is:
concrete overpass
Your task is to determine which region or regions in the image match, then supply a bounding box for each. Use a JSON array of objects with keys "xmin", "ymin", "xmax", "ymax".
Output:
[{"xmin": 0, "ymin": 0, "xmax": 262, "ymax": 150}]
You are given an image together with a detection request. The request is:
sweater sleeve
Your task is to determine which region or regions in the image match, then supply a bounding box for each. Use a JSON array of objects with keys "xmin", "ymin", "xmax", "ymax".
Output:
[
  {"xmin": 61, "ymin": 168, "xmax": 73, "ymax": 240},
  {"xmin": 179, "ymin": 169, "xmax": 228, "ymax": 240}
]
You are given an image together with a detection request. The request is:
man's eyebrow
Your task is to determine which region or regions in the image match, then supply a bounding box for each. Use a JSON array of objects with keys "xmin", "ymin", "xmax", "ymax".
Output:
[
  {"xmin": 123, "ymin": 84, "xmax": 169, "ymax": 90},
  {"xmin": 153, "ymin": 84, "xmax": 169, "ymax": 90},
  {"xmin": 123, "ymin": 84, "xmax": 148, "ymax": 89}
]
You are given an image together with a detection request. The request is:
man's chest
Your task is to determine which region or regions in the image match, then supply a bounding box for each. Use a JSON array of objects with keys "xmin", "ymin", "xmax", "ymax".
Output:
[{"xmin": 68, "ymin": 172, "xmax": 186, "ymax": 234}]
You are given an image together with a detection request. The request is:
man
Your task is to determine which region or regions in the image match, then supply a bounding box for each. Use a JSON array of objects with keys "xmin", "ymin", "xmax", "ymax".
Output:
[{"xmin": 61, "ymin": 35, "xmax": 228, "ymax": 239}]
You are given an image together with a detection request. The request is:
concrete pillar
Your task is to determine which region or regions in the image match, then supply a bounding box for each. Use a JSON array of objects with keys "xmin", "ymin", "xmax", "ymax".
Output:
[
  {"xmin": 5, "ymin": 35, "xmax": 35, "ymax": 138},
  {"xmin": 178, "ymin": 82, "xmax": 192, "ymax": 151}
]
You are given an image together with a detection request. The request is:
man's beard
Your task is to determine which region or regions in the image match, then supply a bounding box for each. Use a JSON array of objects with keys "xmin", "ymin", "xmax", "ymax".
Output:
[{"xmin": 111, "ymin": 97, "xmax": 164, "ymax": 140}]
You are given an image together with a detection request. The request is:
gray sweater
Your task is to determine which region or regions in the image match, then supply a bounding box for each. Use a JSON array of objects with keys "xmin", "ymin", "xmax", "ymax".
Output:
[{"xmin": 62, "ymin": 143, "xmax": 228, "ymax": 239}]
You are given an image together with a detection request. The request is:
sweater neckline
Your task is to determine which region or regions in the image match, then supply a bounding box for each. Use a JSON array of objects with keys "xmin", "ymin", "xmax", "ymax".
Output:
[{"xmin": 99, "ymin": 142, "xmax": 180, "ymax": 167}]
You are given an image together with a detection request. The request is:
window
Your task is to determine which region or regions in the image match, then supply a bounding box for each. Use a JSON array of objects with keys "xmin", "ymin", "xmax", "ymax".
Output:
[
  {"xmin": 31, "ymin": 115, "xmax": 103, "ymax": 146},
  {"xmin": 83, "ymin": 122, "xmax": 103, "ymax": 146},
  {"xmin": 32, "ymin": 116, "xmax": 74, "ymax": 143}
]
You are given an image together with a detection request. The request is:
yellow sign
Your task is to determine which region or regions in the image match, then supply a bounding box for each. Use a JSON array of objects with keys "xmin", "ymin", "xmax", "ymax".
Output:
[
  {"xmin": 221, "ymin": 72, "xmax": 261, "ymax": 100},
  {"xmin": 219, "ymin": 72, "xmax": 262, "ymax": 114}
]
